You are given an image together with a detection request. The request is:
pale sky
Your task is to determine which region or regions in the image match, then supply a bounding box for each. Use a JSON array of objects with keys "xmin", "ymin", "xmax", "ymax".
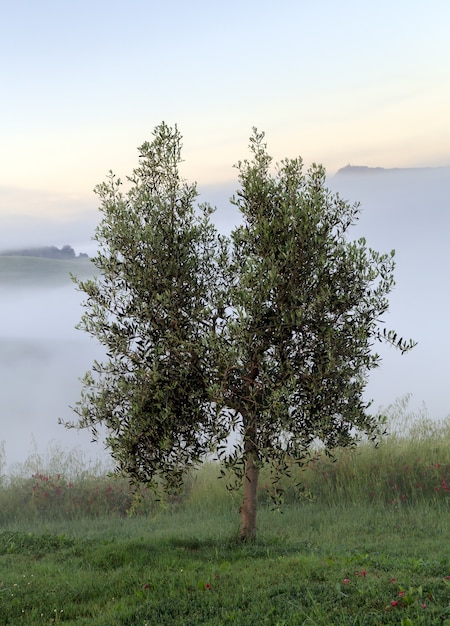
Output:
[
  {"xmin": 1, "ymin": 0, "xmax": 449, "ymax": 206},
  {"xmin": 1, "ymin": 1, "xmax": 450, "ymax": 466}
]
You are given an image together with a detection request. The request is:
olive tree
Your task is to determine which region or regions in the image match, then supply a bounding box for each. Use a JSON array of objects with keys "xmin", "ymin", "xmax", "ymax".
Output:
[
  {"xmin": 66, "ymin": 123, "xmax": 228, "ymax": 492},
  {"xmin": 66, "ymin": 123, "xmax": 415, "ymax": 540},
  {"xmin": 219, "ymin": 130, "xmax": 415, "ymax": 539}
]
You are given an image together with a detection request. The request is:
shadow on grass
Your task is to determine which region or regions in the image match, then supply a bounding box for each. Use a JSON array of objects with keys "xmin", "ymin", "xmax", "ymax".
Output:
[{"xmin": 0, "ymin": 526, "xmax": 318, "ymax": 571}]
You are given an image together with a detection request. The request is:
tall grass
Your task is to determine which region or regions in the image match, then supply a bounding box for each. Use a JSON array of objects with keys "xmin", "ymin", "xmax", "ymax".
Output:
[
  {"xmin": 293, "ymin": 396, "xmax": 450, "ymax": 507},
  {"xmin": 1, "ymin": 396, "xmax": 449, "ymax": 525}
]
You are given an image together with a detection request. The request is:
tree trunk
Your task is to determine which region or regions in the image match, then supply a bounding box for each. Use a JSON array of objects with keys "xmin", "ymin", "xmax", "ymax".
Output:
[
  {"xmin": 239, "ymin": 369, "xmax": 260, "ymax": 541},
  {"xmin": 239, "ymin": 450, "xmax": 260, "ymax": 541}
]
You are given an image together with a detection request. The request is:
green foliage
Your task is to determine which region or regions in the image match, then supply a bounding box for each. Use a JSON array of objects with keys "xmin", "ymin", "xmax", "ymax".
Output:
[
  {"xmin": 67, "ymin": 123, "xmax": 227, "ymax": 493},
  {"xmin": 220, "ymin": 130, "xmax": 414, "ymax": 489},
  {"xmin": 66, "ymin": 123, "xmax": 415, "ymax": 538}
]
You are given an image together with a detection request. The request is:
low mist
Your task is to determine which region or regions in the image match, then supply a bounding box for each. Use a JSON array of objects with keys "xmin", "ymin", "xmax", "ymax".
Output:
[
  {"xmin": 329, "ymin": 166, "xmax": 450, "ymax": 422},
  {"xmin": 1, "ymin": 165, "xmax": 449, "ymax": 471},
  {"xmin": 0, "ymin": 280, "xmax": 107, "ymax": 470}
]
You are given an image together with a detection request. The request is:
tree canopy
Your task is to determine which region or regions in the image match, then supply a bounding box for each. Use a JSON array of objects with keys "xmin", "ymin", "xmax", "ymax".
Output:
[{"xmin": 66, "ymin": 122, "xmax": 415, "ymax": 540}]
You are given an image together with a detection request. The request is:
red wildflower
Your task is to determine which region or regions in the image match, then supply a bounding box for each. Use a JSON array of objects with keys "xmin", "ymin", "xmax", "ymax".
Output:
[
  {"xmin": 391, "ymin": 600, "xmax": 399, "ymax": 607},
  {"xmin": 343, "ymin": 578, "xmax": 350, "ymax": 585},
  {"xmin": 205, "ymin": 583, "xmax": 211, "ymax": 589}
]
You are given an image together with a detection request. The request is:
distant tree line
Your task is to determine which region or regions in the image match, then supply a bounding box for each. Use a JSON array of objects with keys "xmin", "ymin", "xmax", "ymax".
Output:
[{"xmin": 0, "ymin": 245, "xmax": 89, "ymax": 259}]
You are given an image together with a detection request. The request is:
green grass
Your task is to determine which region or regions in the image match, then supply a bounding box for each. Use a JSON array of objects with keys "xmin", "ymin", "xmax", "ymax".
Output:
[
  {"xmin": 1, "ymin": 504, "xmax": 450, "ymax": 625},
  {"xmin": 1, "ymin": 402, "xmax": 449, "ymax": 624}
]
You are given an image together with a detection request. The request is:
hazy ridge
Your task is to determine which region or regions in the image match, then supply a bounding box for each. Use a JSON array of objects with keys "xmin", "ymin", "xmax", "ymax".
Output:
[
  {"xmin": 0, "ymin": 254, "xmax": 95, "ymax": 288},
  {"xmin": 335, "ymin": 164, "xmax": 450, "ymax": 176}
]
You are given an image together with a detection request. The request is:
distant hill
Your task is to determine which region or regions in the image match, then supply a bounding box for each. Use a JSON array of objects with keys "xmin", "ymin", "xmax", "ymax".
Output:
[
  {"xmin": 0, "ymin": 254, "xmax": 96, "ymax": 288},
  {"xmin": 0, "ymin": 245, "xmax": 89, "ymax": 260},
  {"xmin": 335, "ymin": 164, "xmax": 450, "ymax": 177},
  {"xmin": 336, "ymin": 165, "xmax": 386, "ymax": 175}
]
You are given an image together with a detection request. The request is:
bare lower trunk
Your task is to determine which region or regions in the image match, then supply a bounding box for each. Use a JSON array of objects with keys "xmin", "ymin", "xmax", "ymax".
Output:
[{"xmin": 239, "ymin": 451, "xmax": 260, "ymax": 541}]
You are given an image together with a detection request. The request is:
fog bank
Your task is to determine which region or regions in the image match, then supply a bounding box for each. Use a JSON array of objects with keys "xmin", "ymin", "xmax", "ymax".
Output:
[
  {"xmin": 0, "ymin": 281, "xmax": 107, "ymax": 470},
  {"xmin": 329, "ymin": 166, "xmax": 450, "ymax": 421},
  {"xmin": 1, "ymin": 165, "xmax": 449, "ymax": 470}
]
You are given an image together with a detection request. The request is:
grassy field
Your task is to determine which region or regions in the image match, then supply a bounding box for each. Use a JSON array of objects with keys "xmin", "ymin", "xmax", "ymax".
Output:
[{"xmin": 1, "ymin": 403, "xmax": 449, "ymax": 625}]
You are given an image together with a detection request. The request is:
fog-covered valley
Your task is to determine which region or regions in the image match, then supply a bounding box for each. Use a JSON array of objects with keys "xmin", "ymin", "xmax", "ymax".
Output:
[
  {"xmin": 1, "ymin": 165, "xmax": 449, "ymax": 470},
  {"xmin": 329, "ymin": 166, "xmax": 450, "ymax": 425},
  {"xmin": 0, "ymin": 259, "xmax": 108, "ymax": 470}
]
